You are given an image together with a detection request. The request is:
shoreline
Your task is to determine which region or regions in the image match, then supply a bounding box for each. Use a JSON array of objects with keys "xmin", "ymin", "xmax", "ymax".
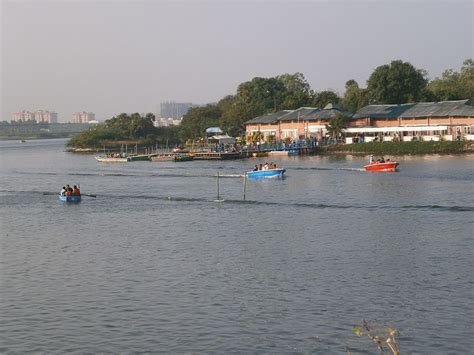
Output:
[{"xmin": 5, "ymin": 136, "xmax": 473, "ymax": 156}]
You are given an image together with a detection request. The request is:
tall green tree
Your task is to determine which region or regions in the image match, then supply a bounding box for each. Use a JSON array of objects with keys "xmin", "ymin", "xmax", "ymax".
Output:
[
  {"xmin": 427, "ymin": 59, "xmax": 474, "ymax": 102},
  {"xmin": 342, "ymin": 80, "xmax": 368, "ymax": 112},
  {"xmin": 179, "ymin": 104, "xmax": 222, "ymax": 141},
  {"xmin": 214, "ymin": 73, "xmax": 315, "ymax": 138},
  {"xmin": 312, "ymin": 90, "xmax": 341, "ymax": 108},
  {"xmin": 278, "ymin": 72, "xmax": 315, "ymax": 109},
  {"xmin": 367, "ymin": 60, "xmax": 428, "ymax": 104}
]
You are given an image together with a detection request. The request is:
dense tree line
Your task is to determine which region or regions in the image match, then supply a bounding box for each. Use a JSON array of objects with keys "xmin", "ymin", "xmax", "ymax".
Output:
[
  {"xmin": 179, "ymin": 59, "xmax": 472, "ymax": 141},
  {"xmin": 67, "ymin": 113, "xmax": 179, "ymax": 148},
  {"xmin": 67, "ymin": 59, "xmax": 473, "ymax": 147},
  {"xmin": 179, "ymin": 73, "xmax": 343, "ymax": 141}
]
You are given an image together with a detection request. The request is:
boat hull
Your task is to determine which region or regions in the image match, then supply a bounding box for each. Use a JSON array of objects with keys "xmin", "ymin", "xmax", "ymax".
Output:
[
  {"xmin": 174, "ymin": 154, "xmax": 194, "ymax": 162},
  {"xmin": 268, "ymin": 150, "xmax": 289, "ymax": 156},
  {"xmin": 363, "ymin": 162, "xmax": 399, "ymax": 172},
  {"xmin": 128, "ymin": 154, "xmax": 151, "ymax": 161},
  {"xmin": 59, "ymin": 195, "xmax": 82, "ymax": 202},
  {"xmin": 246, "ymin": 168, "xmax": 286, "ymax": 178},
  {"xmin": 95, "ymin": 156, "xmax": 129, "ymax": 163}
]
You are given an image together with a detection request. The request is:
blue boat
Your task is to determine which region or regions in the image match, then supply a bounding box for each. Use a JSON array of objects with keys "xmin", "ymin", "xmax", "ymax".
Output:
[
  {"xmin": 59, "ymin": 195, "xmax": 82, "ymax": 202},
  {"xmin": 246, "ymin": 168, "xmax": 286, "ymax": 178}
]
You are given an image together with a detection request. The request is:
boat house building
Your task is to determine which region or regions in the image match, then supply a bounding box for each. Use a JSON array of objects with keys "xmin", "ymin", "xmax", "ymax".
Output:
[
  {"xmin": 245, "ymin": 104, "xmax": 352, "ymax": 142},
  {"xmin": 347, "ymin": 99, "xmax": 474, "ymax": 142},
  {"xmin": 244, "ymin": 99, "xmax": 474, "ymax": 143}
]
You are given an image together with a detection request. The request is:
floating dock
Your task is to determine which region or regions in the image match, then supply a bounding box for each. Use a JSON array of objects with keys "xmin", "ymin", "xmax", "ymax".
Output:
[{"xmin": 192, "ymin": 152, "xmax": 243, "ymax": 160}]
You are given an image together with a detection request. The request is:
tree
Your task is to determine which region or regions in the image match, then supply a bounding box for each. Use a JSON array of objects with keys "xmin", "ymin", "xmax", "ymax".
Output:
[
  {"xmin": 217, "ymin": 73, "xmax": 315, "ymax": 138},
  {"xmin": 312, "ymin": 90, "xmax": 341, "ymax": 108},
  {"xmin": 342, "ymin": 80, "xmax": 369, "ymax": 112},
  {"xmin": 367, "ymin": 60, "xmax": 428, "ymax": 104},
  {"xmin": 277, "ymin": 72, "xmax": 315, "ymax": 109},
  {"xmin": 427, "ymin": 59, "xmax": 474, "ymax": 102},
  {"xmin": 325, "ymin": 113, "xmax": 346, "ymax": 138},
  {"xmin": 68, "ymin": 112, "xmax": 178, "ymax": 148},
  {"xmin": 179, "ymin": 104, "xmax": 222, "ymax": 141}
]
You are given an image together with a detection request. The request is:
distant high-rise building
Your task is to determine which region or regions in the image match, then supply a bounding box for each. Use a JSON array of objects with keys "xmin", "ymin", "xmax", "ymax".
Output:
[
  {"xmin": 160, "ymin": 102, "xmax": 196, "ymax": 119},
  {"xmin": 12, "ymin": 110, "xmax": 57, "ymax": 123},
  {"xmin": 35, "ymin": 110, "xmax": 58, "ymax": 123},
  {"xmin": 153, "ymin": 117, "xmax": 183, "ymax": 127},
  {"xmin": 72, "ymin": 111, "xmax": 95, "ymax": 123},
  {"xmin": 12, "ymin": 111, "xmax": 35, "ymax": 122}
]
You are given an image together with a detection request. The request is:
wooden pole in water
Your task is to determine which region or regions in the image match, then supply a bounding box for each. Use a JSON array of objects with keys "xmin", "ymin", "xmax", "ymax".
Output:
[
  {"xmin": 217, "ymin": 171, "xmax": 220, "ymax": 200},
  {"xmin": 243, "ymin": 173, "xmax": 247, "ymax": 201}
]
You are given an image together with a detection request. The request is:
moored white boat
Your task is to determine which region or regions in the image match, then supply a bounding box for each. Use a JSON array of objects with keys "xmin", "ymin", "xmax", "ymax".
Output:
[
  {"xmin": 151, "ymin": 153, "xmax": 175, "ymax": 162},
  {"xmin": 95, "ymin": 155, "xmax": 129, "ymax": 163},
  {"xmin": 268, "ymin": 150, "xmax": 289, "ymax": 156}
]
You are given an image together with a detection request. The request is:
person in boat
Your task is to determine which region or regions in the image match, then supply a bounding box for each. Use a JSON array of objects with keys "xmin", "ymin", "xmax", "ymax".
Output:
[
  {"xmin": 60, "ymin": 186, "xmax": 66, "ymax": 196},
  {"xmin": 253, "ymin": 165, "xmax": 258, "ymax": 171},
  {"xmin": 369, "ymin": 155, "xmax": 374, "ymax": 164},
  {"xmin": 380, "ymin": 157, "xmax": 385, "ymax": 163},
  {"xmin": 259, "ymin": 163, "xmax": 263, "ymax": 171},
  {"xmin": 263, "ymin": 162, "xmax": 269, "ymax": 170},
  {"xmin": 273, "ymin": 163, "xmax": 277, "ymax": 169},
  {"xmin": 72, "ymin": 185, "xmax": 81, "ymax": 196}
]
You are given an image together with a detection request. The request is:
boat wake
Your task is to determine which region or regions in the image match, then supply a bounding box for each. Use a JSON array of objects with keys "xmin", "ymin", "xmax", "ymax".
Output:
[
  {"xmin": 291, "ymin": 166, "xmax": 365, "ymax": 172},
  {"xmin": 2, "ymin": 190, "xmax": 473, "ymax": 212}
]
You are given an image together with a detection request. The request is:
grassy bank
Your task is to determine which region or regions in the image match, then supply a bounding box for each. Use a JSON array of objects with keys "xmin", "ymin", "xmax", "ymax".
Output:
[{"xmin": 323, "ymin": 141, "xmax": 473, "ymax": 155}]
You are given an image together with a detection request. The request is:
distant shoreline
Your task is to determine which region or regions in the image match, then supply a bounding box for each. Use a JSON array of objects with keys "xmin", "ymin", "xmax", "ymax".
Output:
[{"xmin": 0, "ymin": 133, "xmax": 74, "ymax": 141}]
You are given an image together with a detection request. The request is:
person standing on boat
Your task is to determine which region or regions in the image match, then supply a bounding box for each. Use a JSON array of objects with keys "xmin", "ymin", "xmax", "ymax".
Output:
[
  {"xmin": 60, "ymin": 186, "xmax": 66, "ymax": 196},
  {"xmin": 369, "ymin": 155, "xmax": 374, "ymax": 164}
]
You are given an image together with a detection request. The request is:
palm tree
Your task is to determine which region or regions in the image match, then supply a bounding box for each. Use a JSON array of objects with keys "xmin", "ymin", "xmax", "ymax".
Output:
[{"xmin": 325, "ymin": 113, "xmax": 346, "ymax": 141}]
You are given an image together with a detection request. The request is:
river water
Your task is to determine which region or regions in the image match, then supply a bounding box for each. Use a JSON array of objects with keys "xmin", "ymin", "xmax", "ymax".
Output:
[{"xmin": 0, "ymin": 139, "xmax": 473, "ymax": 354}]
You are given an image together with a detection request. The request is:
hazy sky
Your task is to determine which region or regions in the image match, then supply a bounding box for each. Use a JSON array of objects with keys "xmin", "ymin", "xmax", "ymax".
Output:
[{"xmin": 2, "ymin": 0, "xmax": 473, "ymax": 121}]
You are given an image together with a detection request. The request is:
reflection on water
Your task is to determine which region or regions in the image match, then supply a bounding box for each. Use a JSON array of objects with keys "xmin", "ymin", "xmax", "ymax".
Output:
[{"xmin": 0, "ymin": 139, "xmax": 473, "ymax": 353}]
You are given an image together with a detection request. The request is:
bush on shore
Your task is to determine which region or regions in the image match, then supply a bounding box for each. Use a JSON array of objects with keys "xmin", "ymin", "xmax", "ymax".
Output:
[{"xmin": 324, "ymin": 141, "xmax": 471, "ymax": 155}]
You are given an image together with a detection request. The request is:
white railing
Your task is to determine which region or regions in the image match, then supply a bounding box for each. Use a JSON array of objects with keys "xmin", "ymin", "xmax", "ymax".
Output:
[{"xmin": 422, "ymin": 135, "xmax": 440, "ymax": 141}]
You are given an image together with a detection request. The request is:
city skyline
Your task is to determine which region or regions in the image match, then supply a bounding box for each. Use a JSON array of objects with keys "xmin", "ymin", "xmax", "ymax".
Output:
[{"xmin": 2, "ymin": 0, "xmax": 472, "ymax": 122}]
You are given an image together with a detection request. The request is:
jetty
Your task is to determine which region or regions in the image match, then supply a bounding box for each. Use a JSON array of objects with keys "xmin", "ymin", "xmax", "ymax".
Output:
[{"xmin": 192, "ymin": 151, "xmax": 243, "ymax": 160}]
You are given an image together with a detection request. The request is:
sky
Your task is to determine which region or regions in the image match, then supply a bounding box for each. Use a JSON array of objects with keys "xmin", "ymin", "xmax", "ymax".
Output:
[{"xmin": 1, "ymin": 0, "xmax": 473, "ymax": 122}]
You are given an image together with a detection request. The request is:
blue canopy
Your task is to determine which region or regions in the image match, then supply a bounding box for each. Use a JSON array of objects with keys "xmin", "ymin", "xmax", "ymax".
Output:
[{"xmin": 205, "ymin": 127, "xmax": 223, "ymax": 134}]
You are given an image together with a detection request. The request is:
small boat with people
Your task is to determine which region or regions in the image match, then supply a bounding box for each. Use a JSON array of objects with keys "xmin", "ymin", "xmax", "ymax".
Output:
[
  {"xmin": 246, "ymin": 162, "xmax": 286, "ymax": 178},
  {"xmin": 59, "ymin": 195, "xmax": 82, "ymax": 203},
  {"xmin": 59, "ymin": 184, "xmax": 82, "ymax": 202},
  {"xmin": 363, "ymin": 155, "xmax": 399, "ymax": 172}
]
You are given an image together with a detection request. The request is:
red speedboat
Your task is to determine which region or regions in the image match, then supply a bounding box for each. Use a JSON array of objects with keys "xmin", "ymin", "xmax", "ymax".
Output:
[{"xmin": 363, "ymin": 161, "xmax": 399, "ymax": 172}]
